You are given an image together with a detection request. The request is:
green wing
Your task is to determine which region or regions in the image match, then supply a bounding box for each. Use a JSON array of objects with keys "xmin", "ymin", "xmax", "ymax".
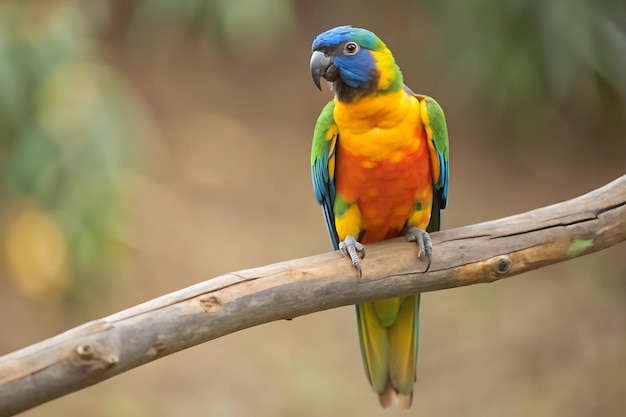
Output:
[
  {"xmin": 311, "ymin": 100, "xmax": 340, "ymax": 249},
  {"xmin": 416, "ymin": 94, "xmax": 449, "ymax": 211}
]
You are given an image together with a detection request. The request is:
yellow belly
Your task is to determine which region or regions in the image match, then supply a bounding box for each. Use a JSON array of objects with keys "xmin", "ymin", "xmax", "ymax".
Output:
[{"xmin": 332, "ymin": 90, "xmax": 423, "ymax": 162}]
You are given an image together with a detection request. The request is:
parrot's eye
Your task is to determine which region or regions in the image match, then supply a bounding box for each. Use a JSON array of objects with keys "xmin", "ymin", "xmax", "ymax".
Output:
[{"xmin": 344, "ymin": 42, "xmax": 359, "ymax": 55}]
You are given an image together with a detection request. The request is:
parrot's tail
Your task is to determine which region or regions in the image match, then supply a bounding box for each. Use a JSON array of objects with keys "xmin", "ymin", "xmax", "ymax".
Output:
[{"xmin": 356, "ymin": 294, "xmax": 421, "ymax": 409}]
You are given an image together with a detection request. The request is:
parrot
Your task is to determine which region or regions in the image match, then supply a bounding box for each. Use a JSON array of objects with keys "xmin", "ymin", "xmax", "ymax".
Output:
[{"xmin": 309, "ymin": 26, "xmax": 449, "ymax": 409}]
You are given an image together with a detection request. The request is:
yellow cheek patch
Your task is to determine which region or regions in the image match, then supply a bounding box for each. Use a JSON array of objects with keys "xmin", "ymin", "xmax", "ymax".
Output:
[
  {"xmin": 372, "ymin": 49, "xmax": 395, "ymax": 91},
  {"xmin": 335, "ymin": 204, "xmax": 363, "ymax": 241}
]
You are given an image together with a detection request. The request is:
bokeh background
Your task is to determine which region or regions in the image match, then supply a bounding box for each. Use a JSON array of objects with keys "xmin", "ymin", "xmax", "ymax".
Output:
[{"xmin": 1, "ymin": 0, "xmax": 625, "ymax": 416}]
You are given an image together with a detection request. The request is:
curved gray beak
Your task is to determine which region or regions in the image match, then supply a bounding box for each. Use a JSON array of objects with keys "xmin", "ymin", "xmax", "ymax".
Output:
[{"xmin": 310, "ymin": 50, "xmax": 332, "ymax": 91}]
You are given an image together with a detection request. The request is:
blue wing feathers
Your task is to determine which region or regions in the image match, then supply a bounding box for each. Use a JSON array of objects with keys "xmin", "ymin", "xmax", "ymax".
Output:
[
  {"xmin": 312, "ymin": 155, "xmax": 339, "ymax": 250},
  {"xmin": 435, "ymin": 150, "xmax": 448, "ymax": 209},
  {"xmin": 311, "ymin": 103, "xmax": 340, "ymax": 250}
]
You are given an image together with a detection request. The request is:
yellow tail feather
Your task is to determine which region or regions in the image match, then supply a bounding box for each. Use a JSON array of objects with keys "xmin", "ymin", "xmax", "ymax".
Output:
[
  {"xmin": 357, "ymin": 294, "xmax": 420, "ymax": 408},
  {"xmin": 356, "ymin": 302, "xmax": 389, "ymax": 394}
]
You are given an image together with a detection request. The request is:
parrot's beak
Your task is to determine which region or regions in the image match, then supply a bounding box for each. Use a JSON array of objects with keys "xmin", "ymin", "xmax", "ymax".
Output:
[{"xmin": 310, "ymin": 50, "xmax": 332, "ymax": 91}]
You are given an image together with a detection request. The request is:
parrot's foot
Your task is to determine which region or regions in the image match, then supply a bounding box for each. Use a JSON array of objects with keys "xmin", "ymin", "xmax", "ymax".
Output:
[
  {"xmin": 339, "ymin": 235, "xmax": 366, "ymax": 278},
  {"xmin": 404, "ymin": 226, "xmax": 432, "ymax": 272}
]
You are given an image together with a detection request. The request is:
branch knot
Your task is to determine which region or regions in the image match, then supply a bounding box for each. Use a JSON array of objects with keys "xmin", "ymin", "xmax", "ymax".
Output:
[{"xmin": 493, "ymin": 256, "xmax": 512, "ymax": 276}]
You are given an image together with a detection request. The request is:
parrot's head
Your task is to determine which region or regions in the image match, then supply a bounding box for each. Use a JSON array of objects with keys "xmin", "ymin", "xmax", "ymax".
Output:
[{"xmin": 310, "ymin": 26, "xmax": 402, "ymax": 102}]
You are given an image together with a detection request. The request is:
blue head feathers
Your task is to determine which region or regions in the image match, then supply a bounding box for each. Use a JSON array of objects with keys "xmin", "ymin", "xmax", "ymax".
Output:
[
  {"xmin": 312, "ymin": 26, "xmax": 383, "ymax": 52},
  {"xmin": 311, "ymin": 26, "xmax": 383, "ymax": 89}
]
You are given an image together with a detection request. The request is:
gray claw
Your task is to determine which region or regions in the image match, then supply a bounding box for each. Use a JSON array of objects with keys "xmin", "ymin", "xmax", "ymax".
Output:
[
  {"xmin": 339, "ymin": 235, "xmax": 366, "ymax": 278},
  {"xmin": 404, "ymin": 226, "xmax": 432, "ymax": 272}
]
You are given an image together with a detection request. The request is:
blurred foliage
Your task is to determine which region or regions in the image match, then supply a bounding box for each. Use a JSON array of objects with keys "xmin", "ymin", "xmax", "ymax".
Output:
[
  {"xmin": 0, "ymin": 1, "xmax": 145, "ymax": 305},
  {"xmin": 420, "ymin": 0, "xmax": 626, "ymax": 137},
  {"xmin": 128, "ymin": 0, "xmax": 295, "ymax": 56}
]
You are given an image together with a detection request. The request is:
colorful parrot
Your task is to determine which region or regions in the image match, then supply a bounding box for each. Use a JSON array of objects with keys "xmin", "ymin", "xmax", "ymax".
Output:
[{"xmin": 309, "ymin": 26, "xmax": 449, "ymax": 409}]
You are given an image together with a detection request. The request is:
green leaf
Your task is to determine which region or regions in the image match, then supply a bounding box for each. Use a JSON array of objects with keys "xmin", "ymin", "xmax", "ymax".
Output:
[{"xmin": 567, "ymin": 239, "xmax": 594, "ymax": 257}]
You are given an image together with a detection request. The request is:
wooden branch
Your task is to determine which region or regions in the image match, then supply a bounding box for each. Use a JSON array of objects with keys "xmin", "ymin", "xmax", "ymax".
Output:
[{"xmin": 1, "ymin": 175, "xmax": 625, "ymax": 416}]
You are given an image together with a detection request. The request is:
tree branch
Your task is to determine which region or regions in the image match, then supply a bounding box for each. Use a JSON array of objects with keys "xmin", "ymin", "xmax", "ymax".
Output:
[{"xmin": 1, "ymin": 175, "xmax": 625, "ymax": 416}]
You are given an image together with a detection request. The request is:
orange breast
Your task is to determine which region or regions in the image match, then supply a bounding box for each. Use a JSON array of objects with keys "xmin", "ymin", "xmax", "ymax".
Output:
[{"xmin": 335, "ymin": 128, "xmax": 433, "ymax": 243}]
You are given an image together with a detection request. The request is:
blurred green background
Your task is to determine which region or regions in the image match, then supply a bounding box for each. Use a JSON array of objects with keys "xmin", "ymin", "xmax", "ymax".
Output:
[{"xmin": 0, "ymin": 0, "xmax": 625, "ymax": 416}]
